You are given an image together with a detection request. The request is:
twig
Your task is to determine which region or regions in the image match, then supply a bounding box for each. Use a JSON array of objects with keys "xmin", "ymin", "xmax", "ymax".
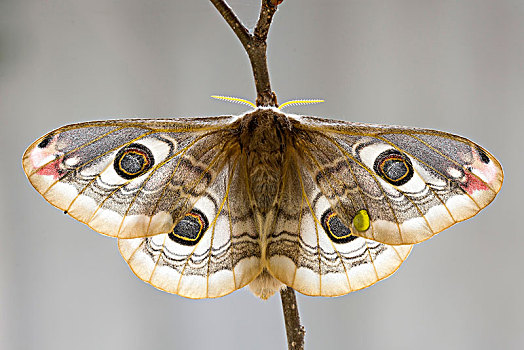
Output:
[
  {"xmin": 280, "ymin": 287, "xmax": 306, "ymax": 350},
  {"xmin": 209, "ymin": 0, "xmax": 251, "ymax": 46},
  {"xmin": 209, "ymin": 0, "xmax": 277, "ymax": 107},
  {"xmin": 250, "ymin": 0, "xmax": 278, "ymax": 106},
  {"xmin": 210, "ymin": 1, "xmax": 306, "ymax": 349}
]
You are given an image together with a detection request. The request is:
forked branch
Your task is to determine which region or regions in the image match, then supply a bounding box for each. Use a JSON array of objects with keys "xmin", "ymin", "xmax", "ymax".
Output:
[
  {"xmin": 209, "ymin": 1, "xmax": 305, "ymax": 349},
  {"xmin": 209, "ymin": 0, "xmax": 278, "ymax": 107}
]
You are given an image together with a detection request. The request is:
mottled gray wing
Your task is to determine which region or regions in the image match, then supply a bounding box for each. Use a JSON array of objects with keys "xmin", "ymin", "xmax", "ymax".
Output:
[
  {"xmin": 22, "ymin": 117, "xmax": 239, "ymax": 239},
  {"xmin": 290, "ymin": 115, "xmax": 503, "ymax": 245},
  {"xmin": 267, "ymin": 152, "xmax": 412, "ymax": 296}
]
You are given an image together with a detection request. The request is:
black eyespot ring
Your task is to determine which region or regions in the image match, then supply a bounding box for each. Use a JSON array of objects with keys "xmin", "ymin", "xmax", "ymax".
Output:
[
  {"xmin": 168, "ymin": 209, "xmax": 209, "ymax": 246},
  {"xmin": 321, "ymin": 209, "xmax": 357, "ymax": 244},
  {"xmin": 373, "ymin": 149, "xmax": 413, "ymax": 186},
  {"xmin": 114, "ymin": 143, "xmax": 154, "ymax": 180}
]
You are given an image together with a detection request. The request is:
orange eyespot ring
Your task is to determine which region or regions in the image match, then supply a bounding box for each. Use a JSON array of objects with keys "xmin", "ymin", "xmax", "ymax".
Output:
[
  {"xmin": 374, "ymin": 149, "xmax": 413, "ymax": 186},
  {"xmin": 113, "ymin": 143, "xmax": 154, "ymax": 179},
  {"xmin": 321, "ymin": 209, "xmax": 357, "ymax": 244},
  {"xmin": 168, "ymin": 209, "xmax": 209, "ymax": 246}
]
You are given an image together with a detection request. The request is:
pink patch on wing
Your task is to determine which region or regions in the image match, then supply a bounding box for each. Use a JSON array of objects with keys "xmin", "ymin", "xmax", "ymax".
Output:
[
  {"xmin": 36, "ymin": 157, "xmax": 63, "ymax": 180},
  {"xmin": 29, "ymin": 135, "xmax": 64, "ymax": 180},
  {"xmin": 460, "ymin": 171, "xmax": 488, "ymax": 195}
]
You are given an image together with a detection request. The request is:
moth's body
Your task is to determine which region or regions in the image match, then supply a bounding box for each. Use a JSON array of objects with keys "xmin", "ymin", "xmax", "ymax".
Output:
[
  {"xmin": 239, "ymin": 109, "xmax": 293, "ymax": 297},
  {"xmin": 239, "ymin": 109, "xmax": 289, "ymax": 213},
  {"xmin": 23, "ymin": 107, "xmax": 503, "ymax": 299}
]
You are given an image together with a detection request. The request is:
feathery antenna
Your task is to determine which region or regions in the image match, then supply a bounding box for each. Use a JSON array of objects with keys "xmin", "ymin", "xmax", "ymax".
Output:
[{"xmin": 212, "ymin": 95, "xmax": 324, "ymax": 110}]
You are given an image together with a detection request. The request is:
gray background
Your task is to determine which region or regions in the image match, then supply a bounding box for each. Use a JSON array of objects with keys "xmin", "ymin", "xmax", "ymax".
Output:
[{"xmin": 1, "ymin": 1, "xmax": 522, "ymax": 349}]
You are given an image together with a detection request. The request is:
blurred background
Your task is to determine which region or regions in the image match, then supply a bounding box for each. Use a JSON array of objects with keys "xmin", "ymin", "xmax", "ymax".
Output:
[{"xmin": 1, "ymin": 1, "xmax": 522, "ymax": 349}]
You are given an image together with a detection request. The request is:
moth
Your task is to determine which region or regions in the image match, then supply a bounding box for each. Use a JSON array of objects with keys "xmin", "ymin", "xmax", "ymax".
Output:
[{"xmin": 22, "ymin": 98, "xmax": 503, "ymax": 299}]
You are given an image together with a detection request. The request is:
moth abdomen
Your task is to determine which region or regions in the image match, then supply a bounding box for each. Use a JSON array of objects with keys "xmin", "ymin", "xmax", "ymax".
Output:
[{"xmin": 239, "ymin": 109, "xmax": 291, "ymax": 213}]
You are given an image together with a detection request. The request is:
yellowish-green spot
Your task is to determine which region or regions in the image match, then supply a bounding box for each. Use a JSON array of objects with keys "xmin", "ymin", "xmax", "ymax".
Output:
[{"xmin": 353, "ymin": 209, "xmax": 370, "ymax": 232}]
